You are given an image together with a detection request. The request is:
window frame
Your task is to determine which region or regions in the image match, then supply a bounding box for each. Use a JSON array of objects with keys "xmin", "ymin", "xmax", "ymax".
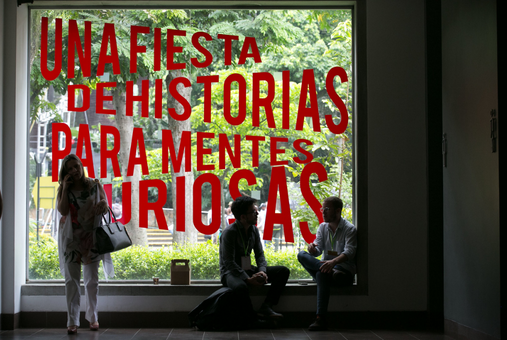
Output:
[{"xmin": 24, "ymin": 0, "xmax": 367, "ymax": 295}]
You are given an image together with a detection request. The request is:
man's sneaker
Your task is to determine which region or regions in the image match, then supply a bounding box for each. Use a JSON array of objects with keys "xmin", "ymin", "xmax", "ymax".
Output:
[
  {"xmin": 308, "ymin": 315, "xmax": 327, "ymax": 331},
  {"xmin": 257, "ymin": 305, "xmax": 284, "ymax": 319}
]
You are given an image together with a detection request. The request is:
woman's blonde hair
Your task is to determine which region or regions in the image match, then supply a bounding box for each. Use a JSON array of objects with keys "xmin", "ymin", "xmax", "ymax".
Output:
[{"xmin": 58, "ymin": 154, "xmax": 89, "ymax": 189}]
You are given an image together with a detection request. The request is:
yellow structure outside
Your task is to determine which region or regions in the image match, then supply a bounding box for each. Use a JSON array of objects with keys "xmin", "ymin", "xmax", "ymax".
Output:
[{"xmin": 31, "ymin": 176, "xmax": 59, "ymax": 209}]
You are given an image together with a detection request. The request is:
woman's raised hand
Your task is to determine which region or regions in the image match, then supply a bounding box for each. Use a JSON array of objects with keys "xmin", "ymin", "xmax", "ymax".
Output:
[
  {"xmin": 61, "ymin": 174, "xmax": 73, "ymax": 193},
  {"xmin": 93, "ymin": 200, "xmax": 109, "ymax": 216}
]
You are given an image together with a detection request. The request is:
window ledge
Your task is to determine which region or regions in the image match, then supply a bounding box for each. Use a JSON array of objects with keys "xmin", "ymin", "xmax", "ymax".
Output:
[{"xmin": 22, "ymin": 281, "xmax": 360, "ymax": 296}]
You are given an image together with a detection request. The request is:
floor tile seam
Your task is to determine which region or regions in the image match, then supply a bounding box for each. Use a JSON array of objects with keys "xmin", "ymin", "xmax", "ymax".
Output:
[
  {"xmin": 339, "ymin": 331, "xmax": 348, "ymax": 340},
  {"xmin": 301, "ymin": 327, "xmax": 312, "ymax": 340},
  {"xmin": 129, "ymin": 328, "xmax": 142, "ymax": 339},
  {"xmin": 165, "ymin": 328, "xmax": 173, "ymax": 340},
  {"xmin": 30, "ymin": 328, "xmax": 45, "ymax": 337},
  {"xmin": 19, "ymin": 328, "xmax": 39, "ymax": 337},
  {"xmin": 101, "ymin": 327, "xmax": 111, "ymax": 336},
  {"xmin": 58, "ymin": 331, "xmax": 69, "ymax": 339},
  {"xmin": 370, "ymin": 330, "xmax": 384, "ymax": 340},
  {"xmin": 408, "ymin": 333, "xmax": 421, "ymax": 340}
]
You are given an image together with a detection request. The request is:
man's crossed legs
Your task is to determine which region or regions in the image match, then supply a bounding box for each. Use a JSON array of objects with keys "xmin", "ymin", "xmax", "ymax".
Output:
[{"xmin": 297, "ymin": 251, "xmax": 354, "ymax": 330}]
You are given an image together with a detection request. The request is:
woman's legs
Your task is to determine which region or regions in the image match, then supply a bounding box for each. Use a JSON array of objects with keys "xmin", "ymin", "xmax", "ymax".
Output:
[
  {"xmin": 64, "ymin": 261, "xmax": 81, "ymax": 327},
  {"xmin": 83, "ymin": 261, "xmax": 100, "ymax": 324}
]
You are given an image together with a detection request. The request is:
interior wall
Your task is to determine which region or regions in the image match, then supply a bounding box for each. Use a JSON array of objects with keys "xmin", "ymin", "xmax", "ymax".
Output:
[
  {"xmin": 441, "ymin": 0, "xmax": 499, "ymax": 338},
  {"xmin": 0, "ymin": 0, "xmax": 5, "ymax": 327},
  {"xmin": 2, "ymin": 0, "xmax": 431, "ymax": 325},
  {"xmin": 365, "ymin": 0, "xmax": 428, "ymax": 311}
]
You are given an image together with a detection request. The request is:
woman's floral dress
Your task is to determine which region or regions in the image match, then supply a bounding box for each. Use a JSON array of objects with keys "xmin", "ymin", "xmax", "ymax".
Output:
[{"xmin": 60, "ymin": 180, "xmax": 101, "ymax": 265}]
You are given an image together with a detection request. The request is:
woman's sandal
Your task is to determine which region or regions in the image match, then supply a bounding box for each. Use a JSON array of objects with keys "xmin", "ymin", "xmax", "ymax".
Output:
[
  {"xmin": 67, "ymin": 325, "xmax": 78, "ymax": 334},
  {"xmin": 90, "ymin": 322, "xmax": 99, "ymax": 331}
]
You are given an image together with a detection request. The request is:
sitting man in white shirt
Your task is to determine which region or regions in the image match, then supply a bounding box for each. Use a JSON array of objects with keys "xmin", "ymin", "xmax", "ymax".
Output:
[{"xmin": 297, "ymin": 196, "xmax": 357, "ymax": 331}]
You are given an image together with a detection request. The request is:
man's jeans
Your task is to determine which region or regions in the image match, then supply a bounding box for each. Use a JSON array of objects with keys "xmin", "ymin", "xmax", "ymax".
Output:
[{"xmin": 297, "ymin": 251, "xmax": 353, "ymax": 315}]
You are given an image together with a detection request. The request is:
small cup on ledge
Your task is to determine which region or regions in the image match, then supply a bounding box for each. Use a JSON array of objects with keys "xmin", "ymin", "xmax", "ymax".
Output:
[{"xmin": 153, "ymin": 277, "xmax": 159, "ymax": 285}]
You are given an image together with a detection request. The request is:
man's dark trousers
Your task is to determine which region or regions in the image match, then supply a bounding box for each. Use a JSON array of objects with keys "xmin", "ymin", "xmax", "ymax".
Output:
[{"xmin": 221, "ymin": 266, "xmax": 290, "ymax": 317}]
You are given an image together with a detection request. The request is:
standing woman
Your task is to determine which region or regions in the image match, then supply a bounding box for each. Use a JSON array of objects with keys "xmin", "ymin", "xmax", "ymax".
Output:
[{"xmin": 56, "ymin": 154, "xmax": 114, "ymax": 334}]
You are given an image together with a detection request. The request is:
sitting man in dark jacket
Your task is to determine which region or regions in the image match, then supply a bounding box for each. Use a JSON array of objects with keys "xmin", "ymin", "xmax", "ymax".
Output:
[{"xmin": 219, "ymin": 195, "xmax": 290, "ymax": 322}]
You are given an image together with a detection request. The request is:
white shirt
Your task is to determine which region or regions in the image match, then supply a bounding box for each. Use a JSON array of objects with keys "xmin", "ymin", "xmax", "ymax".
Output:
[{"xmin": 313, "ymin": 218, "xmax": 357, "ymax": 275}]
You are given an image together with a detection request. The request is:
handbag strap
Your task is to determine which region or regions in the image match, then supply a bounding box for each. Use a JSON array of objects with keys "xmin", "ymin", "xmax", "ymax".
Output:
[
  {"xmin": 102, "ymin": 206, "xmax": 120, "ymax": 225},
  {"xmin": 68, "ymin": 190, "xmax": 80, "ymax": 210},
  {"xmin": 93, "ymin": 179, "xmax": 119, "ymax": 223}
]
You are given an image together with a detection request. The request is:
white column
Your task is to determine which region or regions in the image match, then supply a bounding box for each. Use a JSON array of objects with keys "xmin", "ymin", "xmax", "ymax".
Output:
[{"xmin": 1, "ymin": 2, "xmax": 28, "ymax": 329}]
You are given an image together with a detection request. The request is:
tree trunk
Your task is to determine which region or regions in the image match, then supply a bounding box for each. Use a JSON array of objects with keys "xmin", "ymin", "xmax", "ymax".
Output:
[
  {"xmin": 113, "ymin": 88, "xmax": 148, "ymax": 246},
  {"xmin": 219, "ymin": 171, "xmax": 229, "ymax": 230},
  {"xmin": 221, "ymin": 178, "xmax": 226, "ymax": 230},
  {"xmin": 338, "ymin": 78, "xmax": 351, "ymax": 198},
  {"xmin": 166, "ymin": 70, "xmax": 197, "ymax": 245}
]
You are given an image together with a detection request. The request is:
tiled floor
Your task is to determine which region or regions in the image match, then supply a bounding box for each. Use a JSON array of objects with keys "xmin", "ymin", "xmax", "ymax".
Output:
[{"xmin": 0, "ymin": 328, "xmax": 453, "ymax": 340}]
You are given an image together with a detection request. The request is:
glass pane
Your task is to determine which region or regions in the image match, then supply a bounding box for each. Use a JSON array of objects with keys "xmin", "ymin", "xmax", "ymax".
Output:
[{"xmin": 28, "ymin": 9, "xmax": 353, "ymax": 281}]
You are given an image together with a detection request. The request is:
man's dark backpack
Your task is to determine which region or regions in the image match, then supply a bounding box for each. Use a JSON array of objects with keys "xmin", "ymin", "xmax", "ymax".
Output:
[{"xmin": 188, "ymin": 287, "xmax": 252, "ymax": 331}]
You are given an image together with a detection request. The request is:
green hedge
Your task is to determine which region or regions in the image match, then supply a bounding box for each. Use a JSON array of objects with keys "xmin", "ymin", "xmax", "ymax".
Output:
[
  {"xmin": 28, "ymin": 235, "xmax": 312, "ymax": 280},
  {"xmin": 28, "ymin": 234, "xmax": 62, "ymax": 280}
]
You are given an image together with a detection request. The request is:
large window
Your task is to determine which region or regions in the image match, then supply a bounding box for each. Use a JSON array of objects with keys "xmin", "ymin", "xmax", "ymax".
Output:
[{"xmin": 28, "ymin": 8, "xmax": 354, "ymax": 281}]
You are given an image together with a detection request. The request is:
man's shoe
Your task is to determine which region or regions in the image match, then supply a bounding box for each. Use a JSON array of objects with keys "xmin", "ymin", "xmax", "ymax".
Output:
[
  {"xmin": 257, "ymin": 305, "xmax": 284, "ymax": 319},
  {"xmin": 89, "ymin": 322, "xmax": 99, "ymax": 331},
  {"xmin": 308, "ymin": 315, "xmax": 327, "ymax": 331}
]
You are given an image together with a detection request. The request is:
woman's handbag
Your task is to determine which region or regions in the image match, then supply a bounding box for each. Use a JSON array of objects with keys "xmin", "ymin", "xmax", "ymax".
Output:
[{"xmin": 95, "ymin": 207, "xmax": 132, "ymax": 255}]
